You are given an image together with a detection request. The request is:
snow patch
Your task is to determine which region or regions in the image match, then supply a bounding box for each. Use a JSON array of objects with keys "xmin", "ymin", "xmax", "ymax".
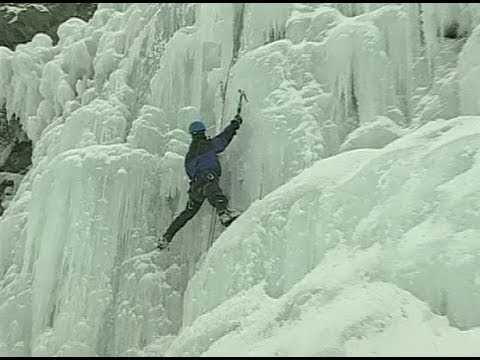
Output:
[{"xmin": 340, "ymin": 116, "xmax": 405, "ymax": 152}]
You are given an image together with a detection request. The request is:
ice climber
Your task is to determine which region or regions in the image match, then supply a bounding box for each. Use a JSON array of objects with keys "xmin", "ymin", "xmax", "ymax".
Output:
[{"xmin": 157, "ymin": 114, "xmax": 243, "ymax": 250}]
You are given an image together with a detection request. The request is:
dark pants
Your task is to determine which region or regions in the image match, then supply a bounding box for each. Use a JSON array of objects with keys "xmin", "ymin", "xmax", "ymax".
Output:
[{"xmin": 163, "ymin": 173, "xmax": 228, "ymax": 241}]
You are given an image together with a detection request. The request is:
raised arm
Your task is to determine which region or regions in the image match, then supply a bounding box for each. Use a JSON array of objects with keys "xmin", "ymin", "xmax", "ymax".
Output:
[{"xmin": 212, "ymin": 115, "xmax": 243, "ymax": 153}]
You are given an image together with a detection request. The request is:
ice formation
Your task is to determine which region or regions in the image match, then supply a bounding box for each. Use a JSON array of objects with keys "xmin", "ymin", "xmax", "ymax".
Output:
[{"xmin": 0, "ymin": 3, "xmax": 480, "ymax": 356}]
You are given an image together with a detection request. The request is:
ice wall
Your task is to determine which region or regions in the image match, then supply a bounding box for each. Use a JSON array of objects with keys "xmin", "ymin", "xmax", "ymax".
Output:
[
  {"xmin": 0, "ymin": 4, "xmax": 199, "ymax": 356},
  {"xmin": 173, "ymin": 116, "xmax": 480, "ymax": 356},
  {"xmin": 0, "ymin": 2, "xmax": 480, "ymax": 356}
]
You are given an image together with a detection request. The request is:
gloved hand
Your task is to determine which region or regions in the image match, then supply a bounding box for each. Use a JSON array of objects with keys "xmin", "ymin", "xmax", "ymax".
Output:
[
  {"xmin": 231, "ymin": 114, "xmax": 243, "ymax": 129},
  {"xmin": 157, "ymin": 236, "xmax": 170, "ymax": 251},
  {"xmin": 233, "ymin": 114, "xmax": 243, "ymax": 124}
]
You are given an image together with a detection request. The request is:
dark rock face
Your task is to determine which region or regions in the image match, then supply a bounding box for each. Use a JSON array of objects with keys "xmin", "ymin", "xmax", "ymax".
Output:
[
  {"xmin": 0, "ymin": 3, "xmax": 97, "ymax": 50},
  {"xmin": 0, "ymin": 107, "xmax": 29, "ymax": 171},
  {"xmin": 0, "ymin": 108, "xmax": 31, "ymax": 215},
  {"xmin": 0, "ymin": 4, "xmax": 97, "ymax": 216},
  {"xmin": 0, "ymin": 139, "xmax": 32, "ymax": 175},
  {"xmin": 0, "ymin": 178, "xmax": 13, "ymax": 216}
]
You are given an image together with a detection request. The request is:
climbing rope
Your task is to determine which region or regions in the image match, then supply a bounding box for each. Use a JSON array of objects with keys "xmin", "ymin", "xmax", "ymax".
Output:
[
  {"xmin": 205, "ymin": 3, "xmax": 247, "ymax": 250},
  {"xmin": 207, "ymin": 58, "xmax": 235, "ymax": 249}
]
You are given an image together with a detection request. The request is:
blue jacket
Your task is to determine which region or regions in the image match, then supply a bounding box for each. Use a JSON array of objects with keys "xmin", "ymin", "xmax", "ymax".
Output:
[{"xmin": 185, "ymin": 120, "xmax": 240, "ymax": 181}]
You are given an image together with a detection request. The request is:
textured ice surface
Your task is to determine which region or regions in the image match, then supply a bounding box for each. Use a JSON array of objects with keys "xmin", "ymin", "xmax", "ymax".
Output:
[{"xmin": 0, "ymin": 2, "xmax": 480, "ymax": 356}]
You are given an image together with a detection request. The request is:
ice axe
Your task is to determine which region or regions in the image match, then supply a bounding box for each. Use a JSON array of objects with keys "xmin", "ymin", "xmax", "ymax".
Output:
[{"xmin": 237, "ymin": 89, "xmax": 248, "ymax": 115}]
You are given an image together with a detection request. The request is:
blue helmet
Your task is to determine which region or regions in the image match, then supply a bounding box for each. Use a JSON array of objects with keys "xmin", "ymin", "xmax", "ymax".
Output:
[{"xmin": 188, "ymin": 120, "xmax": 206, "ymax": 134}]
